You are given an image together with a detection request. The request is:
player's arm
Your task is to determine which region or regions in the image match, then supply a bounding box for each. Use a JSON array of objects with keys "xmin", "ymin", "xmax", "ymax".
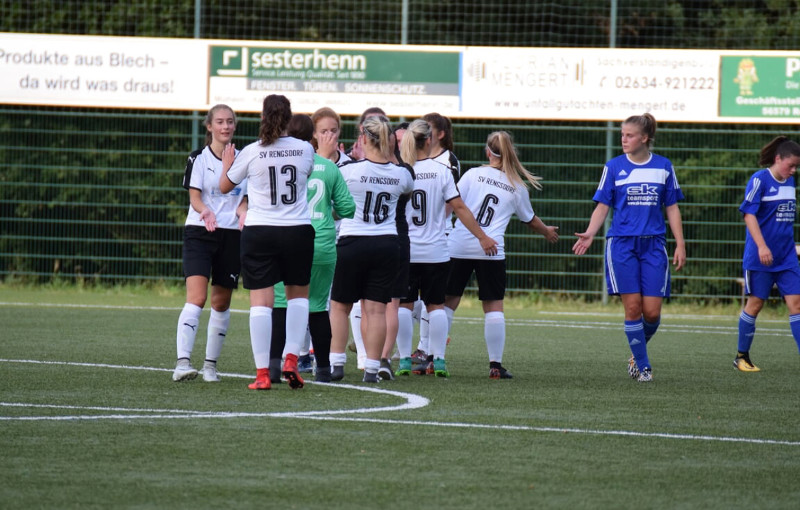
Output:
[
  {"xmin": 744, "ymin": 213, "xmax": 773, "ymax": 266},
  {"xmin": 448, "ymin": 196, "xmax": 497, "ymax": 255},
  {"xmin": 331, "ymin": 172, "xmax": 356, "ymax": 219},
  {"xmin": 236, "ymin": 195, "xmax": 248, "ymax": 230},
  {"xmin": 526, "ymin": 215, "xmax": 559, "ymax": 243},
  {"xmin": 665, "ymin": 203, "xmax": 686, "ymax": 271},
  {"xmin": 572, "ymin": 202, "xmax": 610, "ymax": 255}
]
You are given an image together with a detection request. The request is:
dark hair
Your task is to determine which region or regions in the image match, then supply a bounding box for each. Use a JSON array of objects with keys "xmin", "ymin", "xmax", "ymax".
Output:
[
  {"xmin": 258, "ymin": 94, "xmax": 292, "ymax": 146},
  {"xmin": 393, "ymin": 121, "xmax": 410, "ymax": 133},
  {"xmin": 422, "ymin": 112, "xmax": 454, "ymax": 152},
  {"xmin": 359, "ymin": 107, "xmax": 386, "ymax": 126},
  {"xmin": 286, "ymin": 113, "xmax": 314, "ymax": 143},
  {"xmin": 203, "ymin": 104, "xmax": 236, "ymax": 146},
  {"xmin": 758, "ymin": 136, "xmax": 800, "ymax": 167},
  {"xmin": 622, "ymin": 113, "xmax": 657, "ymax": 148}
]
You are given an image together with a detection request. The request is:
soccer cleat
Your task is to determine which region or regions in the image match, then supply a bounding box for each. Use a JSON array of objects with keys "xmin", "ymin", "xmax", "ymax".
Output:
[
  {"xmin": 378, "ymin": 358, "xmax": 394, "ymax": 381},
  {"xmin": 331, "ymin": 365, "xmax": 345, "ymax": 381},
  {"xmin": 202, "ymin": 361, "xmax": 221, "ymax": 382},
  {"xmin": 395, "ymin": 357, "xmax": 413, "ymax": 376},
  {"xmin": 628, "ymin": 355, "xmax": 640, "ymax": 379},
  {"xmin": 733, "ymin": 354, "xmax": 761, "ymax": 372},
  {"xmin": 315, "ymin": 366, "xmax": 332, "ymax": 382},
  {"xmin": 282, "ymin": 353, "xmax": 305, "ymax": 389},
  {"xmin": 433, "ymin": 358, "xmax": 450, "ymax": 378},
  {"xmin": 637, "ymin": 368, "xmax": 653, "ymax": 382},
  {"xmin": 362, "ymin": 371, "xmax": 379, "ymax": 383},
  {"xmin": 410, "ymin": 349, "xmax": 428, "ymax": 364},
  {"xmin": 489, "ymin": 365, "xmax": 513, "ymax": 379},
  {"xmin": 172, "ymin": 359, "xmax": 198, "ymax": 382},
  {"xmin": 297, "ymin": 353, "xmax": 314, "ymax": 373},
  {"xmin": 248, "ymin": 368, "xmax": 271, "ymax": 390},
  {"xmin": 412, "ymin": 360, "xmax": 434, "ymax": 375}
]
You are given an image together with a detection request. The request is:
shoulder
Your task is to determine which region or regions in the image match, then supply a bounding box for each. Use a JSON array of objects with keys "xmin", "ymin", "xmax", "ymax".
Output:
[{"xmin": 186, "ymin": 148, "xmax": 205, "ymax": 167}]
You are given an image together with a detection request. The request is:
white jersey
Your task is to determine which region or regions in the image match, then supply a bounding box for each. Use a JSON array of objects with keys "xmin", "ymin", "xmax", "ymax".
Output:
[
  {"xmin": 226, "ymin": 136, "xmax": 314, "ymax": 226},
  {"xmin": 406, "ymin": 158, "xmax": 459, "ymax": 263},
  {"xmin": 334, "ymin": 150, "xmax": 352, "ymax": 167},
  {"xmin": 448, "ymin": 165, "xmax": 535, "ymax": 260},
  {"xmin": 183, "ymin": 145, "xmax": 246, "ymax": 230},
  {"xmin": 338, "ymin": 159, "xmax": 414, "ymax": 237}
]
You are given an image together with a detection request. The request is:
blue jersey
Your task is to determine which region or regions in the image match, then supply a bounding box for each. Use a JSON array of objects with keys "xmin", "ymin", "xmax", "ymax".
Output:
[
  {"xmin": 740, "ymin": 169, "xmax": 797, "ymax": 272},
  {"xmin": 593, "ymin": 153, "xmax": 684, "ymax": 237}
]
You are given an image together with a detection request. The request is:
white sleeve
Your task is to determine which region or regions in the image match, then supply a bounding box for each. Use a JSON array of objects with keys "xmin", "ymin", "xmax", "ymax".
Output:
[
  {"xmin": 514, "ymin": 185, "xmax": 535, "ymax": 223},
  {"xmin": 226, "ymin": 145, "xmax": 252, "ymax": 185},
  {"xmin": 188, "ymin": 151, "xmax": 206, "ymax": 191}
]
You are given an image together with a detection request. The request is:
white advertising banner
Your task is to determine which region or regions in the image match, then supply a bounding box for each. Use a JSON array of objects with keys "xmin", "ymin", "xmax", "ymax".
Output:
[{"xmin": 1, "ymin": 33, "xmax": 798, "ymax": 123}]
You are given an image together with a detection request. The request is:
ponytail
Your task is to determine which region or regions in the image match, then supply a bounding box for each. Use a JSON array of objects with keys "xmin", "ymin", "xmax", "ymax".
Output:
[
  {"xmin": 759, "ymin": 136, "xmax": 800, "ymax": 167},
  {"xmin": 258, "ymin": 94, "xmax": 292, "ymax": 146},
  {"xmin": 486, "ymin": 131, "xmax": 542, "ymax": 190},
  {"xmin": 360, "ymin": 115, "xmax": 392, "ymax": 159},
  {"xmin": 399, "ymin": 119, "xmax": 431, "ymax": 167},
  {"xmin": 622, "ymin": 113, "xmax": 657, "ymax": 148}
]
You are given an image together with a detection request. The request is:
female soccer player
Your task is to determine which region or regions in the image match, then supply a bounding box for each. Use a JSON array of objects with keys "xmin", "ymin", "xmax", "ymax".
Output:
[
  {"xmin": 328, "ymin": 115, "xmax": 415, "ymax": 383},
  {"xmin": 220, "ymin": 94, "xmax": 315, "ymax": 390},
  {"xmin": 735, "ymin": 136, "xmax": 800, "ymax": 371},
  {"xmin": 395, "ymin": 120, "xmax": 497, "ymax": 377},
  {"xmin": 173, "ymin": 104, "xmax": 247, "ymax": 383},
  {"xmin": 311, "ymin": 106, "xmax": 351, "ymax": 167},
  {"xmin": 572, "ymin": 113, "xmax": 685, "ymax": 383},
  {"xmin": 444, "ymin": 131, "xmax": 559, "ymax": 379},
  {"xmin": 268, "ymin": 114, "xmax": 356, "ymax": 383}
]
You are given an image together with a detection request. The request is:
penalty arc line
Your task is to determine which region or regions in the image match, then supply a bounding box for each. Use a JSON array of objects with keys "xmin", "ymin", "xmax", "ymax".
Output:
[{"xmin": 1, "ymin": 359, "xmax": 799, "ymax": 446}]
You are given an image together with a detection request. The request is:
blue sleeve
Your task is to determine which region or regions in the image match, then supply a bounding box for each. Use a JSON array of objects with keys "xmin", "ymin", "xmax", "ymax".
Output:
[
  {"xmin": 739, "ymin": 174, "xmax": 763, "ymax": 216},
  {"xmin": 592, "ymin": 165, "xmax": 614, "ymax": 205}
]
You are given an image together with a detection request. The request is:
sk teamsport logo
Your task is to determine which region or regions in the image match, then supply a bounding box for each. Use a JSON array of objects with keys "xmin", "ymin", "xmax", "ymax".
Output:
[
  {"xmin": 627, "ymin": 184, "xmax": 660, "ymax": 196},
  {"xmin": 626, "ymin": 183, "xmax": 660, "ymax": 206}
]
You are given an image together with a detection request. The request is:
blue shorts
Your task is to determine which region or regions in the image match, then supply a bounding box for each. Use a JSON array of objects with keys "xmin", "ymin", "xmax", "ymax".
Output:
[
  {"xmin": 605, "ymin": 236, "xmax": 670, "ymax": 297},
  {"xmin": 744, "ymin": 266, "xmax": 800, "ymax": 299}
]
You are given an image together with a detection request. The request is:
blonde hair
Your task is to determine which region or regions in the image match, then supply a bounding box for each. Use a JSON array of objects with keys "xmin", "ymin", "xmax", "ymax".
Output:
[
  {"xmin": 399, "ymin": 119, "xmax": 431, "ymax": 167},
  {"xmin": 486, "ymin": 131, "xmax": 541, "ymax": 190},
  {"xmin": 622, "ymin": 113, "xmax": 657, "ymax": 148},
  {"xmin": 360, "ymin": 115, "xmax": 393, "ymax": 159}
]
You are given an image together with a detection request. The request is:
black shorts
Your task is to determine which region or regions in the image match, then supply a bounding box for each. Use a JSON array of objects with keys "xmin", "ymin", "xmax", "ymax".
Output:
[
  {"xmin": 240, "ymin": 224, "xmax": 315, "ymax": 290},
  {"xmin": 392, "ymin": 233, "xmax": 411, "ymax": 299},
  {"xmin": 182, "ymin": 226, "xmax": 241, "ymax": 289},
  {"xmin": 330, "ymin": 235, "xmax": 400, "ymax": 304},
  {"xmin": 445, "ymin": 257, "xmax": 506, "ymax": 301},
  {"xmin": 401, "ymin": 262, "xmax": 450, "ymax": 305}
]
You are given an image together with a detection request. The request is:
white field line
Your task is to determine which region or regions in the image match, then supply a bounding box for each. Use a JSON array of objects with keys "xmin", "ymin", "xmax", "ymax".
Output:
[
  {"xmin": 0, "ymin": 301, "xmax": 791, "ymax": 335},
  {"xmin": 1, "ymin": 359, "xmax": 799, "ymax": 447}
]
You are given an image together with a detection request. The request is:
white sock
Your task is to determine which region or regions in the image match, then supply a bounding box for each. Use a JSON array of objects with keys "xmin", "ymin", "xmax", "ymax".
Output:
[
  {"xmin": 350, "ymin": 301, "xmax": 365, "ymax": 357},
  {"xmin": 283, "ymin": 298, "xmax": 309, "ymax": 358},
  {"xmin": 330, "ymin": 351, "xmax": 347, "ymax": 367},
  {"xmin": 300, "ymin": 327, "xmax": 312, "ymax": 356},
  {"xmin": 205, "ymin": 308, "xmax": 229, "ymax": 362},
  {"xmin": 249, "ymin": 306, "xmax": 272, "ymax": 369},
  {"xmin": 484, "ymin": 311, "xmax": 505, "ymax": 363},
  {"xmin": 396, "ymin": 307, "xmax": 414, "ymax": 358},
  {"xmin": 444, "ymin": 306, "xmax": 455, "ymax": 334},
  {"xmin": 418, "ymin": 306, "xmax": 430, "ymax": 353},
  {"xmin": 364, "ymin": 358, "xmax": 380, "ymax": 375},
  {"xmin": 428, "ymin": 309, "xmax": 448, "ymax": 359},
  {"xmin": 176, "ymin": 303, "xmax": 202, "ymax": 359}
]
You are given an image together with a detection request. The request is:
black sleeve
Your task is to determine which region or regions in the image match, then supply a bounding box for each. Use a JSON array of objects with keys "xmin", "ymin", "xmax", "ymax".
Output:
[
  {"xmin": 449, "ymin": 152, "xmax": 462, "ymax": 183},
  {"xmin": 182, "ymin": 149, "xmax": 204, "ymax": 190}
]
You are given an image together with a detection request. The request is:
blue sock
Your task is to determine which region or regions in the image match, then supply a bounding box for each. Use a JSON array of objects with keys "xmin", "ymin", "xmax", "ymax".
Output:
[
  {"xmin": 737, "ymin": 311, "xmax": 756, "ymax": 353},
  {"xmin": 624, "ymin": 319, "xmax": 649, "ymax": 370},
  {"xmin": 643, "ymin": 318, "xmax": 660, "ymax": 344},
  {"xmin": 789, "ymin": 314, "xmax": 800, "ymax": 354}
]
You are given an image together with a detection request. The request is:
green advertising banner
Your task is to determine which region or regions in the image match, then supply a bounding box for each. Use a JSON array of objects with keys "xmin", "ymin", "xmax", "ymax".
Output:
[{"xmin": 719, "ymin": 55, "xmax": 800, "ymax": 118}]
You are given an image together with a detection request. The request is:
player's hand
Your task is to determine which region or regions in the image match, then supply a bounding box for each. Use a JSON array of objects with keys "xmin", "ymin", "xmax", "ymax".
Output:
[
  {"xmin": 316, "ymin": 131, "xmax": 338, "ymax": 160},
  {"xmin": 758, "ymin": 245, "xmax": 773, "ymax": 266},
  {"xmin": 350, "ymin": 138, "xmax": 364, "ymax": 161},
  {"xmin": 200, "ymin": 208, "xmax": 217, "ymax": 232},
  {"xmin": 572, "ymin": 232, "xmax": 593, "ymax": 255},
  {"xmin": 672, "ymin": 245, "xmax": 686, "ymax": 271},
  {"xmin": 238, "ymin": 210, "xmax": 247, "ymax": 231},
  {"xmin": 479, "ymin": 236, "xmax": 498, "ymax": 256},
  {"xmin": 222, "ymin": 143, "xmax": 236, "ymax": 170},
  {"xmin": 543, "ymin": 225, "xmax": 559, "ymax": 243}
]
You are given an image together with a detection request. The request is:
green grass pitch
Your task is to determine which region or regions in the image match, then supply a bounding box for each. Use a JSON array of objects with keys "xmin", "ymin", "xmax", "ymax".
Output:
[{"xmin": 1, "ymin": 286, "xmax": 799, "ymax": 509}]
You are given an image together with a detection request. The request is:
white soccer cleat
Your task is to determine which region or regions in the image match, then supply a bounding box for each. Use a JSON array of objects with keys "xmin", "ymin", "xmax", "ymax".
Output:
[
  {"xmin": 202, "ymin": 361, "xmax": 221, "ymax": 382},
  {"xmin": 172, "ymin": 359, "xmax": 198, "ymax": 382}
]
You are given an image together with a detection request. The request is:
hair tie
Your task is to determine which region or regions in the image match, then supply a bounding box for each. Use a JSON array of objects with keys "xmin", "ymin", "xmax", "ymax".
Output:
[
  {"xmin": 487, "ymin": 146, "xmax": 501, "ymax": 158},
  {"xmin": 362, "ymin": 127, "xmax": 380, "ymax": 141}
]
